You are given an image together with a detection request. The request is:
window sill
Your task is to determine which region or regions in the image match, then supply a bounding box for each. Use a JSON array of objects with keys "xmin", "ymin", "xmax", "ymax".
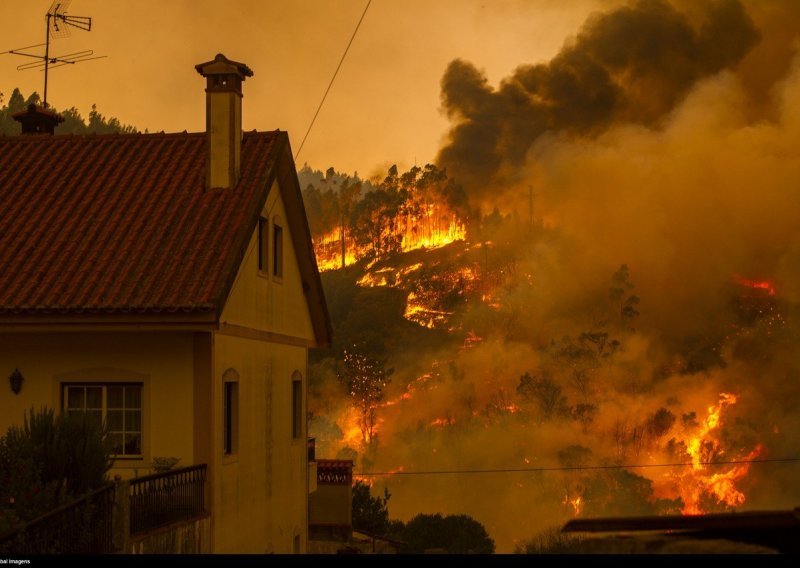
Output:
[{"xmin": 222, "ymin": 454, "xmax": 239, "ymax": 466}]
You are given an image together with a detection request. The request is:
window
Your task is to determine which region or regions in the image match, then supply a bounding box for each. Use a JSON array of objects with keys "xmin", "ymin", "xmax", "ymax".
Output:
[
  {"xmin": 258, "ymin": 217, "xmax": 268, "ymax": 272},
  {"xmin": 63, "ymin": 384, "xmax": 142, "ymax": 457},
  {"xmin": 224, "ymin": 380, "xmax": 239, "ymax": 455},
  {"xmin": 292, "ymin": 376, "xmax": 302, "ymax": 439},
  {"xmin": 273, "ymin": 224, "xmax": 283, "ymax": 278}
]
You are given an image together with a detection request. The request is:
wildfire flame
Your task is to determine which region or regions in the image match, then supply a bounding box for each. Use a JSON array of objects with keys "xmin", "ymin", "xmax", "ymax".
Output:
[
  {"xmin": 563, "ymin": 494, "xmax": 583, "ymax": 517},
  {"xmin": 313, "ymin": 201, "xmax": 466, "ymax": 273},
  {"xmin": 430, "ymin": 416, "xmax": 456, "ymax": 427},
  {"xmin": 686, "ymin": 392, "xmax": 738, "ymax": 471},
  {"xmin": 659, "ymin": 392, "xmax": 762, "ymax": 515},
  {"xmin": 404, "ymin": 292, "xmax": 453, "ymax": 328},
  {"xmin": 399, "ymin": 208, "xmax": 466, "ymax": 252}
]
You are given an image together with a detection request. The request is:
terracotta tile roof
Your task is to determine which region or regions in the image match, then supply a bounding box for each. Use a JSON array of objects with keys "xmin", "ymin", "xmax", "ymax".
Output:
[{"xmin": 0, "ymin": 130, "xmax": 279, "ymax": 316}]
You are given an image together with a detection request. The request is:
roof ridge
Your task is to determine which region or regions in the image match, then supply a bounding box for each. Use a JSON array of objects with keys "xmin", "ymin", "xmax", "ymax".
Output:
[{"xmin": 0, "ymin": 130, "xmax": 282, "ymax": 143}]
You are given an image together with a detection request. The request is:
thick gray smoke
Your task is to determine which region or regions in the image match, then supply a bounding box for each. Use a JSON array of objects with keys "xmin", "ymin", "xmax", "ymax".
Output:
[{"xmin": 437, "ymin": 0, "xmax": 760, "ymax": 199}]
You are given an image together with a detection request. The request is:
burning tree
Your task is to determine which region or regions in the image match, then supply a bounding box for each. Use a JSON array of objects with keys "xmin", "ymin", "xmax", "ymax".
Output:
[
  {"xmin": 338, "ymin": 349, "xmax": 393, "ymax": 445},
  {"xmin": 306, "ymin": 164, "xmax": 469, "ymax": 270}
]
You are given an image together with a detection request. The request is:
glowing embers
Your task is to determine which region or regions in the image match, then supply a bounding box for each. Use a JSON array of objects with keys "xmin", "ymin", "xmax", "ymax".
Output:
[
  {"xmin": 430, "ymin": 416, "xmax": 457, "ymax": 428},
  {"xmin": 404, "ymin": 292, "xmax": 453, "ymax": 329},
  {"xmin": 734, "ymin": 276, "xmax": 776, "ymax": 297},
  {"xmin": 357, "ymin": 263, "xmax": 422, "ymax": 288},
  {"xmin": 402, "ymin": 265, "xmax": 481, "ymax": 329},
  {"xmin": 660, "ymin": 392, "xmax": 762, "ymax": 515}
]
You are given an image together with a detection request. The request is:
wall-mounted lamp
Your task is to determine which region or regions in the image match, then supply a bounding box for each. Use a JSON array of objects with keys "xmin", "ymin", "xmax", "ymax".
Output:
[{"xmin": 9, "ymin": 369, "xmax": 23, "ymax": 395}]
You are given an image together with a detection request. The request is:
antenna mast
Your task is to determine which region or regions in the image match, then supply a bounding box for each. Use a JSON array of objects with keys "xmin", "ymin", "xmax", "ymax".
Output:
[{"xmin": 1, "ymin": 1, "xmax": 104, "ymax": 108}]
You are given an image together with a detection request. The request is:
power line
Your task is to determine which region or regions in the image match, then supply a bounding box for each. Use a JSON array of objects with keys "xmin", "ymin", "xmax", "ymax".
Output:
[
  {"xmin": 294, "ymin": 0, "xmax": 372, "ymax": 162},
  {"xmin": 353, "ymin": 456, "xmax": 800, "ymax": 477}
]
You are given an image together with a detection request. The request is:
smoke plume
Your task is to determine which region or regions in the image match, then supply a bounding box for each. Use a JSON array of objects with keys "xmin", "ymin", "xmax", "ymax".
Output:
[{"xmin": 438, "ymin": 0, "xmax": 762, "ymax": 198}]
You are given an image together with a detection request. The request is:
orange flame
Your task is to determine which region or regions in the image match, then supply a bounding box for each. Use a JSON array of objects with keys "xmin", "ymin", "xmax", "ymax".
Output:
[
  {"xmin": 562, "ymin": 494, "xmax": 583, "ymax": 517},
  {"xmin": 313, "ymin": 201, "xmax": 466, "ymax": 273},
  {"xmin": 404, "ymin": 292, "xmax": 453, "ymax": 328},
  {"xmin": 686, "ymin": 392, "xmax": 737, "ymax": 471},
  {"xmin": 661, "ymin": 392, "xmax": 762, "ymax": 515}
]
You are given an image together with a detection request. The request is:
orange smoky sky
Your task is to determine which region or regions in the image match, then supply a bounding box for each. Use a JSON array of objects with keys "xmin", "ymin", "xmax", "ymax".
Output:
[{"xmin": 0, "ymin": 0, "xmax": 611, "ymax": 176}]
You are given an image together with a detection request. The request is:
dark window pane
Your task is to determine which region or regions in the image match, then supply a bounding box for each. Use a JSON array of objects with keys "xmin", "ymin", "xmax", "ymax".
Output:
[
  {"xmin": 125, "ymin": 386, "xmax": 142, "ymax": 409},
  {"xmin": 86, "ymin": 387, "xmax": 102, "ymax": 410},
  {"xmin": 87, "ymin": 410, "xmax": 103, "ymax": 427},
  {"xmin": 125, "ymin": 410, "xmax": 141, "ymax": 432},
  {"xmin": 109, "ymin": 433, "xmax": 124, "ymax": 455},
  {"xmin": 259, "ymin": 217, "xmax": 268, "ymax": 271},
  {"xmin": 224, "ymin": 382, "xmax": 238, "ymax": 455},
  {"xmin": 107, "ymin": 386, "xmax": 123, "ymax": 408},
  {"xmin": 125, "ymin": 433, "xmax": 141, "ymax": 455},
  {"xmin": 292, "ymin": 380, "xmax": 302, "ymax": 439},
  {"xmin": 107, "ymin": 409, "xmax": 123, "ymax": 431},
  {"xmin": 67, "ymin": 388, "xmax": 84, "ymax": 410},
  {"xmin": 273, "ymin": 225, "xmax": 283, "ymax": 277}
]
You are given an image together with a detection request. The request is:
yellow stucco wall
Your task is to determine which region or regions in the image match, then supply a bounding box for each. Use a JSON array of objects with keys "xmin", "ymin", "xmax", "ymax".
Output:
[
  {"xmin": 221, "ymin": 179, "xmax": 315, "ymax": 341},
  {"xmin": 210, "ymin": 179, "xmax": 315, "ymax": 553},
  {"xmin": 211, "ymin": 335, "xmax": 308, "ymax": 554},
  {"xmin": 309, "ymin": 484, "xmax": 352, "ymax": 527},
  {"xmin": 0, "ymin": 332, "xmax": 195, "ymax": 478},
  {"xmin": 208, "ymin": 90, "xmax": 241, "ymax": 189}
]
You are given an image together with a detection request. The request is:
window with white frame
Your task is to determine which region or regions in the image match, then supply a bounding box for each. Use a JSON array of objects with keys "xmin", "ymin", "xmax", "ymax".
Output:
[{"xmin": 63, "ymin": 384, "xmax": 142, "ymax": 457}]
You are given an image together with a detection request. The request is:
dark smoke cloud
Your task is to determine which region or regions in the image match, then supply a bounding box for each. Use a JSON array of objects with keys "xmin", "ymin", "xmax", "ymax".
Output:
[{"xmin": 438, "ymin": 0, "xmax": 760, "ymax": 199}]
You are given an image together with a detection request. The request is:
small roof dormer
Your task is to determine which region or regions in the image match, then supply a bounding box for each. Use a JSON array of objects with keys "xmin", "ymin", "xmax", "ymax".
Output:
[{"xmin": 12, "ymin": 104, "xmax": 64, "ymax": 135}]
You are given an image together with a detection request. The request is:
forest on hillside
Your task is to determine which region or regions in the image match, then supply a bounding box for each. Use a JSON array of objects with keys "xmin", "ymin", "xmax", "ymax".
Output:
[{"xmin": 0, "ymin": 88, "xmax": 137, "ymax": 135}]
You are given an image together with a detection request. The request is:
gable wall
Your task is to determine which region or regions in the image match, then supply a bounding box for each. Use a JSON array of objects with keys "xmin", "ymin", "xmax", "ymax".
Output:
[
  {"xmin": 220, "ymin": 179, "xmax": 315, "ymax": 342},
  {"xmin": 211, "ymin": 178, "xmax": 314, "ymax": 553}
]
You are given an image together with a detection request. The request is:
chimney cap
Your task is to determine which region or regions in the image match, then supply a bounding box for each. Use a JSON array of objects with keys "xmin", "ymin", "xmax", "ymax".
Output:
[{"xmin": 195, "ymin": 53, "xmax": 254, "ymax": 79}]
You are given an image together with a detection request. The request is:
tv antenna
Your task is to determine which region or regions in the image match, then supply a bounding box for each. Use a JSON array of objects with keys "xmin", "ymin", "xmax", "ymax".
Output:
[{"xmin": 0, "ymin": 1, "xmax": 106, "ymax": 108}]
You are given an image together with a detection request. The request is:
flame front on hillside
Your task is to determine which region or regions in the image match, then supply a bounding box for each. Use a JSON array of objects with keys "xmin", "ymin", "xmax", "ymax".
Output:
[
  {"xmin": 654, "ymin": 393, "xmax": 762, "ymax": 515},
  {"xmin": 313, "ymin": 198, "xmax": 466, "ymax": 272}
]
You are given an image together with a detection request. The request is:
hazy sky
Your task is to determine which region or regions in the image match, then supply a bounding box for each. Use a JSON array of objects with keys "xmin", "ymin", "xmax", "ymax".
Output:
[{"xmin": 0, "ymin": 0, "xmax": 611, "ymax": 176}]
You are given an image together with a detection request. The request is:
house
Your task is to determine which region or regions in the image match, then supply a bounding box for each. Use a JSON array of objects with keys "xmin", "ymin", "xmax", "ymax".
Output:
[{"xmin": 0, "ymin": 53, "xmax": 332, "ymax": 554}]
